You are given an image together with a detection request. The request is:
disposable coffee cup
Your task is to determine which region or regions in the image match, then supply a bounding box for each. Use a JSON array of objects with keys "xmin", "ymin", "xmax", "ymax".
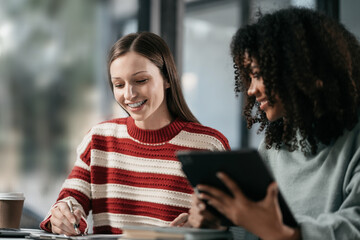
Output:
[{"xmin": 0, "ymin": 192, "xmax": 25, "ymax": 229}]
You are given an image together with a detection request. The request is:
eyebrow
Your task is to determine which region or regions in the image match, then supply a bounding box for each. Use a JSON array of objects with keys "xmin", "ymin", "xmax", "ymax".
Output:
[
  {"xmin": 111, "ymin": 71, "xmax": 148, "ymax": 80},
  {"xmin": 133, "ymin": 71, "xmax": 147, "ymax": 76}
]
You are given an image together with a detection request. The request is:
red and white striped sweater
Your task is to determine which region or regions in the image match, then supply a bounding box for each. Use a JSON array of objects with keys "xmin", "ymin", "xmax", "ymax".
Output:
[{"xmin": 40, "ymin": 117, "xmax": 230, "ymax": 234}]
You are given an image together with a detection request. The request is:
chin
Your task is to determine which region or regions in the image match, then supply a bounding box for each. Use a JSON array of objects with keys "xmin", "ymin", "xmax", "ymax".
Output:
[
  {"xmin": 130, "ymin": 114, "xmax": 144, "ymax": 121},
  {"xmin": 265, "ymin": 113, "xmax": 276, "ymax": 122},
  {"xmin": 266, "ymin": 114, "xmax": 282, "ymax": 122}
]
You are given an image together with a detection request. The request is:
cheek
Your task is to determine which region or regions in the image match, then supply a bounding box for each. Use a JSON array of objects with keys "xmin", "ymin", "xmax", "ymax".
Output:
[
  {"xmin": 149, "ymin": 84, "xmax": 166, "ymax": 98},
  {"xmin": 113, "ymin": 89, "xmax": 123, "ymax": 102},
  {"xmin": 272, "ymin": 103, "xmax": 285, "ymax": 120}
]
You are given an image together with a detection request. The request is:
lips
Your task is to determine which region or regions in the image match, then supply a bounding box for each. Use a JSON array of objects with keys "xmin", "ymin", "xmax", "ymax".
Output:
[
  {"xmin": 127, "ymin": 100, "xmax": 147, "ymax": 108},
  {"xmin": 257, "ymin": 98, "xmax": 269, "ymax": 110}
]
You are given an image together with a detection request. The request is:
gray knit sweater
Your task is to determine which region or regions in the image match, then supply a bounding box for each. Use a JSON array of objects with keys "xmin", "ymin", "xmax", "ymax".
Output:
[{"xmin": 257, "ymin": 118, "xmax": 360, "ymax": 240}]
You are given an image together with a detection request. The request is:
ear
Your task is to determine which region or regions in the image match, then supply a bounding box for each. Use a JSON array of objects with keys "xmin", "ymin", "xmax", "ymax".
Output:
[{"xmin": 164, "ymin": 80, "xmax": 170, "ymax": 89}]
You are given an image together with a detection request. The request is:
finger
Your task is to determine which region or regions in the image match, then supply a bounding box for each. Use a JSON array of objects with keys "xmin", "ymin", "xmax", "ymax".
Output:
[
  {"xmin": 197, "ymin": 184, "xmax": 228, "ymax": 200},
  {"xmin": 74, "ymin": 209, "xmax": 82, "ymax": 224},
  {"xmin": 58, "ymin": 202, "xmax": 77, "ymax": 225},
  {"xmin": 50, "ymin": 216, "xmax": 76, "ymax": 236},
  {"xmin": 197, "ymin": 188, "xmax": 234, "ymax": 211},
  {"xmin": 170, "ymin": 213, "xmax": 188, "ymax": 226},
  {"xmin": 51, "ymin": 224, "xmax": 75, "ymax": 236},
  {"xmin": 191, "ymin": 193, "xmax": 201, "ymax": 204},
  {"xmin": 188, "ymin": 208, "xmax": 221, "ymax": 229},
  {"xmin": 187, "ymin": 213, "xmax": 202, "ymax": 228},
  {"xmin": 217, "ymin": 172, "xmax": 247, "ymax": 201},
  {"xmin": 73, "ymin": 209, "xmax": 82, "ymax": 234},
  {"xmin": 51, "ymin": 205, "xmax": 77, "ymax": 235},
  {"xmin": 198, "ymin": 190, "xmax": 233, "ymax": 216},
  {"xmin": 264, "ymin": 182, "xmax": 278, "ymax": 204},
  {"xmin": 205, "ymin": 197, "xmax": 227, "ymax": 215},
  {"xmin": 187, "ymin": 210, "xmax": 212, "ymax": 228},
  {"xmin": 190, "ymin": 194, "xmax": 207, "ymax": 214},
  {"xmin": 197, "ymin": 201, "xmax": 206, "ymax": 211}
]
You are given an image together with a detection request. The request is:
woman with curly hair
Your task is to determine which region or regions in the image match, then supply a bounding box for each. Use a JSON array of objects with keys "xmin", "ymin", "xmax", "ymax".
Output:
[{"xmin": 179, "ymin": 7, "xmax": 360, "ymax": 240}]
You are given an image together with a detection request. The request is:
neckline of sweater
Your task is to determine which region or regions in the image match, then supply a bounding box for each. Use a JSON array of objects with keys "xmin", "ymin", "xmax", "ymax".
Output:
[{"xmin": 126, "ymin": 117, "xmax": 188, "ymax": 143}]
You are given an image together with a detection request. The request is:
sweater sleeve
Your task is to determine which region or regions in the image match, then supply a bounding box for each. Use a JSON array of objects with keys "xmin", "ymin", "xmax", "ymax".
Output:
[
  {"xmin": 297, "ymin": 156, "xmax": 360, "ymax": 239},
  {"xmin": 39, "ymin": 131, "xmax": 93, "ymax": 234}
]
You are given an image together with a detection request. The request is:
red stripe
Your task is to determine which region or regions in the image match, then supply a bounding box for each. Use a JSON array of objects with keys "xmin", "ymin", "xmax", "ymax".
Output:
[
  {"xmin": 68, "ymin": 166, "xmax": 90, "ymax": 183},
  {"xmin": 57, "ymin": 189, "xmax": 91, "ymax": 214},
  {"xmin": 92, "ymin": 135, "xmax": 196, "ymax": 159},
  {"xmin": 92, "ymin": 198, "xmax": 189, "ymax": 221},
  {"xmin": 90, "ymin": 166, "xmax": 193, "ymax": 193},
  {"xmin": 93, "ymin": 225, "xmax": 123, "ymax": 234},
  {"xmin": 39, "ymin": 216, "xmax": 51, "ymax": 232}
]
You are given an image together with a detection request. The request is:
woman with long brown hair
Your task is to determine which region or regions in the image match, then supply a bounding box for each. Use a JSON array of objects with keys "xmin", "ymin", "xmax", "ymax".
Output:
[{"xmin": 40, "ymin": 32, "xmax": 230, "ymax": 235}]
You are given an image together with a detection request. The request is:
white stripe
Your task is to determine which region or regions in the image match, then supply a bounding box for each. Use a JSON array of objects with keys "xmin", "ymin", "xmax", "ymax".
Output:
[
  {"xmin": 76, "ymin": 131, "xmax": 92, "ymax": 156},
  {"xmin": 76, "ymin": 123, "xmax": 129, "ymax": 157},
  {"xmin": 92, "ymin": 213, "xmax": 169, "ymax": 228},
  {"xmin": 91, "ymin": 149, "xmax": 185, "ymax": 177},
  {"xmin": 74, "ymin": 156, "xmax": 91, "ymax": 171},
  {"xmin": 62, "ymin": 179, "xmax": 91, "ymax": 199},
  {"xmin": 169, "ymin": 130, "xmax": 226, "ymax": 150},
  {"xmin": 91, "ymin": 183, "xmax": 191, "ymax": 208},
  {"xmin": 92, "ymin": 123, "xmax": 129, "ymax": 139}
]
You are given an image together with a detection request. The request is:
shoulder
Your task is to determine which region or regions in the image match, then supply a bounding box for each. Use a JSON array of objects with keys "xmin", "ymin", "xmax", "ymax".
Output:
[
  {"xmin": 97, "ymin": 117, "xmax": 128, "ymax": 126},
  {"xmin": 82, "ymin": 117, "xmax": 129, "ymax": 139},
  {"xmin": 75, "ymin": 117, "xmax": 129, "ymax": 155},
  {"xmin": 331, "ymin": 115, "xmax": 360, "ymax": 153},
  {"xmin": 181, "ymin": 121, "xmax": 230, "ymax": 150},
  {"xmin": 90, "ymin": 117, "xmax": 128, "ymax": 130},
  {"xmin": 258, "ymin": 138, "xmax": 274, "ymax": 164}
]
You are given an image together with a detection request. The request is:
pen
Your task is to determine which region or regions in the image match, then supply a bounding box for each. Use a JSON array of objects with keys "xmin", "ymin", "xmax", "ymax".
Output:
[{"xmin": 66, "ymin": 200, "xmax": 80, "ymax": 235}]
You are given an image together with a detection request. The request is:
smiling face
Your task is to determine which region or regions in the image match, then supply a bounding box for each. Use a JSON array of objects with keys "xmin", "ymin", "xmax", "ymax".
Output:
[
  {"xmin": 247, "ymin": 58, "xmax": 285, "ymax": 122},
  {"xmin": 110, "ymin": 51, "xmax": 172, "ymax": 129}
]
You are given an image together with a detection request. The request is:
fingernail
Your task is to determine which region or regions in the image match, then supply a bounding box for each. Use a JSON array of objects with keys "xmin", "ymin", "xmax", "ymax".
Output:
[
  {"xmin": 199, "ymin": 203, "xmax": 205, "ymax": 210},
  {"xmin": 216, "ymin": 172, "xmax": 223, "ymax": 178},
  {"xmin": 272, "ymin": 185, "xmax": 278, "ymax": 194}
]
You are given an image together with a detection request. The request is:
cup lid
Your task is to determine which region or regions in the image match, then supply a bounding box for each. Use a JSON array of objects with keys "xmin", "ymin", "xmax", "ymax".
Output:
[{"xmin": 0, "ymin": 192, "xmax": 25, "ymax": 200}]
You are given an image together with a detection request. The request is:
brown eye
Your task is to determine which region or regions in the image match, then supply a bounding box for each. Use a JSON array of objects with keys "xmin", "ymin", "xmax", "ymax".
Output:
[
  {"xmin": 136, "ymin": 79, "xmax": 148, "ymax": 84},
  {"xmin": 114, "ymin": 83, "xmax": 124, "ymax": 88}
]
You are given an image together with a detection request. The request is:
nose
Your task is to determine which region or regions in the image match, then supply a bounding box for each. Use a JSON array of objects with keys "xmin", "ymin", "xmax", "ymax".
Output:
[
  {"xmin": 124, "ymin": 84, "xmax": 137, "ymax": 100},
  {"xmin": 247, "ymin": 79, "xmax": 258, "ymax": 96}
]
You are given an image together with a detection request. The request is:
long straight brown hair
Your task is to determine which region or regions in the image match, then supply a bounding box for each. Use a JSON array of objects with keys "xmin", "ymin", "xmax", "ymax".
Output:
[{"xmin": 107, "ymin": 32, "xmax": 199, "ymax": 123}]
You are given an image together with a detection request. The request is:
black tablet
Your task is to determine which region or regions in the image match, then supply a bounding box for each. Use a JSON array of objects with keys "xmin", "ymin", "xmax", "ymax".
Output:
[{"xmin": 176, "ymin": 149, "xmax": 298, "ymax": 228}]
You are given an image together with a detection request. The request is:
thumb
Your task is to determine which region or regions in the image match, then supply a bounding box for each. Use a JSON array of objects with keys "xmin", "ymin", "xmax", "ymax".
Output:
[
  {"xmin": 170, "ymin": 213, "xmax": 189, "ymax": 227},
  {"xmin": 265, "ymin": 182, "xmax": 278, "ymax": 205}
]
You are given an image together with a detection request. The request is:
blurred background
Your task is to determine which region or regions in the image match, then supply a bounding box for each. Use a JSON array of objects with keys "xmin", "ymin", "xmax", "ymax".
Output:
[{"xmin": 0, "ymin": 0, "xmax": 359, "ymax": 229}]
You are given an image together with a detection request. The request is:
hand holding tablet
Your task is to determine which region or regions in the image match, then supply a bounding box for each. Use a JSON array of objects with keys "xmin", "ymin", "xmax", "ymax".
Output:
[{"xmin": 176, "ymin": 149, "xmax": 298, "ymax": 228}]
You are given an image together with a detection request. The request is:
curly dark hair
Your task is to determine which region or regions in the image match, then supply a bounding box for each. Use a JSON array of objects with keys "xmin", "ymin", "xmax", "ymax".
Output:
[{"xmin": 231, "ymin": 7, "xmax": 360, "ymax": 154}]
